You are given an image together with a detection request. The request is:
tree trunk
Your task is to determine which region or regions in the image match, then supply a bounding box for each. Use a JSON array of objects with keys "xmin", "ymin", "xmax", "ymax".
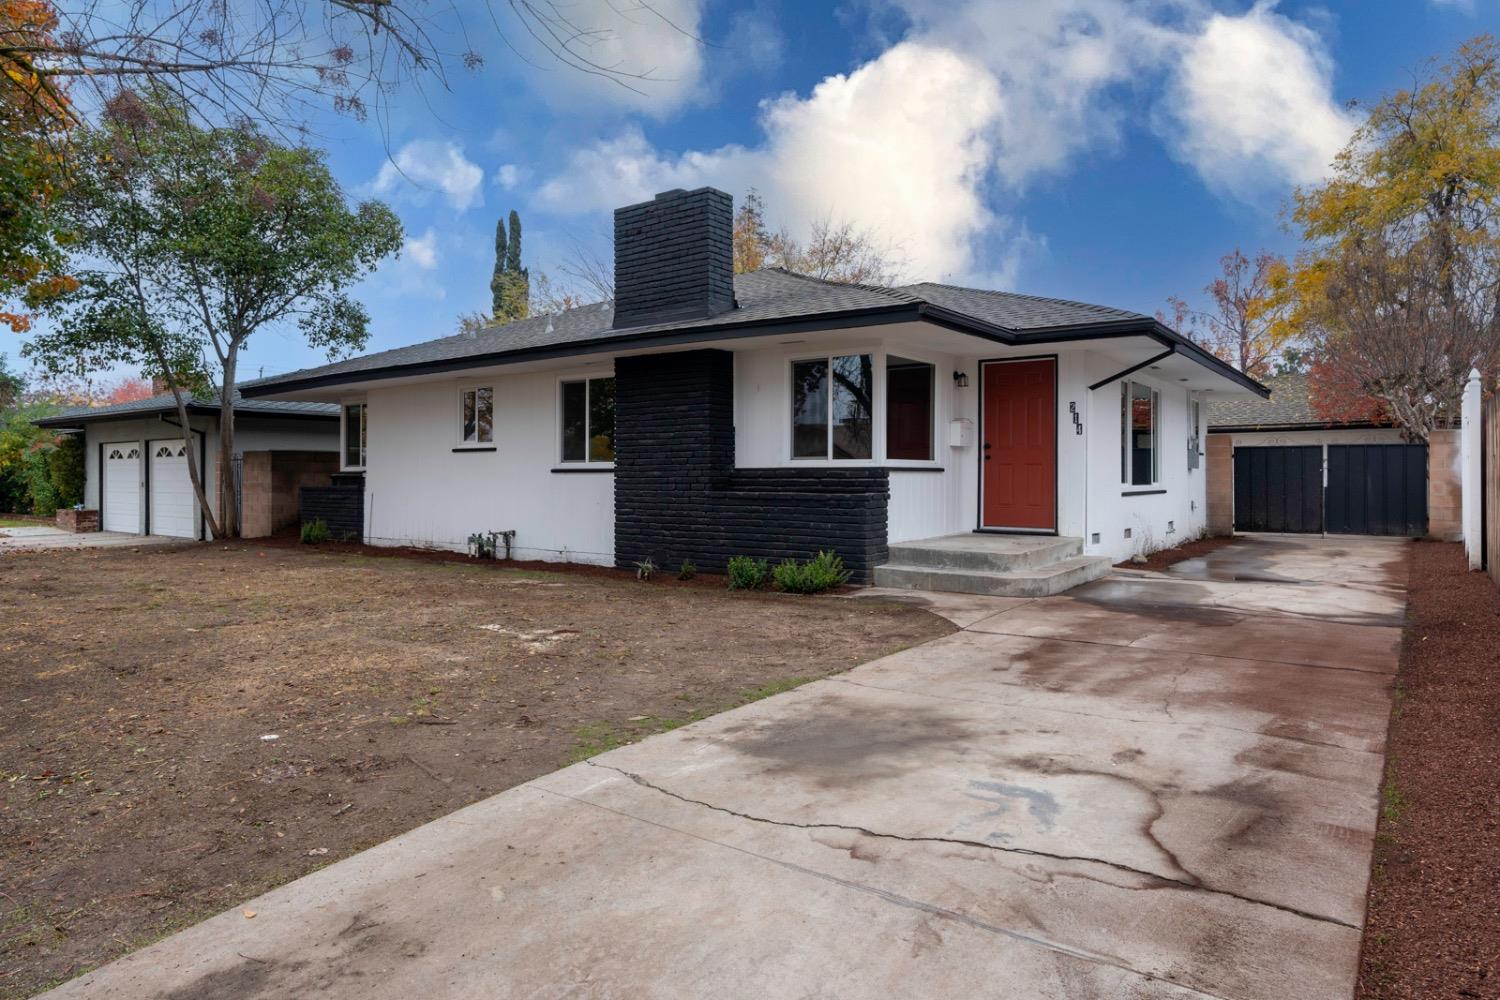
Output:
[
  {"xmin": 218, "ymin": 351, "xmax": 240, "ymax": 538},
  {"xmin": 149, "ymin": 344, "xmax": 223, "ymax": 539}
]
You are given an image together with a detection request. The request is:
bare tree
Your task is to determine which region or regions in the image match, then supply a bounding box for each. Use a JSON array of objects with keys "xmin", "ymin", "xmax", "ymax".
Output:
[
  {"xmin": 1310, "ymin": 233, "xmax": 1500, "ymax": 440},
  {"xmin": 2, "ymin": 0, "xmax": 696, "ymax": 131},
  {"xmin": 1164, "ymin": 249, "xmax": 1293, "ymax": 379},
  {"xmin": 539, "ymin": 195, "xmax": 909, "ymax": 311}
]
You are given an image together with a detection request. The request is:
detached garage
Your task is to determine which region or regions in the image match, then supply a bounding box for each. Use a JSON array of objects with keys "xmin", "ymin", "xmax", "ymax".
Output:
[
  {"xmin": 1207, "ymin": 375, "xmax": 1461, "ymax": 540},
  {"xmin": 36, "ymin": 389, "xmax": 341, "ymax": 540}
]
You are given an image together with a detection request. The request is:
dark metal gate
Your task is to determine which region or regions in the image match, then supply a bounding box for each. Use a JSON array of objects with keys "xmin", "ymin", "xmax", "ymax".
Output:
[
  {"xmin": 1233, "ymin": 446, "xmax": 1323, "ymax": 533},
  {"xmin": 1326, "ymin": 444, "xmax": 1427, "ymax": 536},
  {"xmin": 1233, "ymin": 443, "xmax": 1428, "ymax": 536}
]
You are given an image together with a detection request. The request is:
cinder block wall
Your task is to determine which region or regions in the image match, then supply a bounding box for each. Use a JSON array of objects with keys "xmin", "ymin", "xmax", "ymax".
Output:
[
  {"xmin": 242, "ymin": 450, "xmax": 338, "ymax": 538},
  {"xmin": 613, "ymin": 349, "xmax": 890, "ymax": 581},
  {"xmin": 1427, "ymin": 429, "xmax": 1462, "ymax": 541},
  {"xmin": 1205, "ymin": 434, "xmax": 1234, "ymax": 536}
]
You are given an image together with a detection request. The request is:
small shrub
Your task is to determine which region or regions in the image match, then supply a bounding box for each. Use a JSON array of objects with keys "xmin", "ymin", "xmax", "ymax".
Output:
[
  {"xmin": 635, "ymin": 557, "xmax": 657, "ymax": 581},
  {"xmin": 300, "ymin": 519, "xmax": 330, "ymax": 544},
  {"xmin": 677, "ymin": 559, "xmax": 696, "ymax": 581},
  {"xmin": 726, "ymin": 555, "xmax": 768, "ymax": 590},
  {"xmin": 772, "ymin": 551, "xmax": 851, "ymax": 594}
]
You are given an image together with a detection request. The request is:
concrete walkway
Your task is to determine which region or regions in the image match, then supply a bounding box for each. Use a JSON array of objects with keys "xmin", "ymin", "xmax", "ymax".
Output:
[
  {"xmin": 43, "ymin": 536, "xmax": 1406, "ymax": 1000},
  {"xmin": 0, "ymin": 525, "xmax": 185, "ymax": 553}
]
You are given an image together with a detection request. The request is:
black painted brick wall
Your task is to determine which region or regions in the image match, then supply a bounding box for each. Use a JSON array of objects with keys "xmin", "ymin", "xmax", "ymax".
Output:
[
  {"xmin": 613, "ymin": 188, "xmax": 735, "ymax": 329},
  {"xmin": 301, "ymin": 484, "xmax": 363, "ymax": 541},
  {"xmin": 614, "ymin": 349, "xmax": 889, "ymax": 582}
]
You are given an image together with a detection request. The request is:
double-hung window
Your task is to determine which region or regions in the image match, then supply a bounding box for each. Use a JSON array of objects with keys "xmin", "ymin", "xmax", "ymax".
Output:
[
  {"xmin": 560, "ymin": 376, "xmax": 615, "ymax": 464},
  {"xmin": 1121, "ymin": 381, "xmax": 1159, "ymax": 486},
  {"xmin": 459, "ymin": 387, "xmax": 494, "ymax": 446},
  {"xmin": 792, "ymin": 354, "xmax": 873, "ymax": 460},
  {"xmin": 343, "ymin": 402, "xmax": 367, "ymax": 470}
]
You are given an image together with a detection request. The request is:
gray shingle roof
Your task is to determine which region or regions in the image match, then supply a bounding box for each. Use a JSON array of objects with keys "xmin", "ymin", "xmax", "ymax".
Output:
[
  {"xmin": 33, "ymin": 386, "xmax": 338, "ymax": 427},
  {"xmin": 1207, "ymin": 375, "xmax": 1380, "ymax": 429},
  {"xmin": 243, "ymin": 267, "xmax": 1260, "ymax": 397},
  {"xmin": 895, "ymin": 281, "xmax": 1148, "ymax": 329}
]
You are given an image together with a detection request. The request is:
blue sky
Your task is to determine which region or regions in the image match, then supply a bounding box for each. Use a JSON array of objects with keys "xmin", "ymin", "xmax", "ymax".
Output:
[{"xmin": 17, "ymin": 0, "xmax": 1500, "ymax": 384}]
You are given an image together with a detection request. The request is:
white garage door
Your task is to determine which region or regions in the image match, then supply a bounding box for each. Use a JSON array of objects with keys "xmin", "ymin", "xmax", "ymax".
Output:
[
  {"xmin": 102, "ymin": 443, "xmax": 142, "ymax": 534},
  {"xmin": 149, "ymin": 440, "xmax": 198, "ymax": 539}
]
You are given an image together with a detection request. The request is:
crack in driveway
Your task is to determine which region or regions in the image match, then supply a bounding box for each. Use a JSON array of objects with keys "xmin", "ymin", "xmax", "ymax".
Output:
[
  {"xmin": 537, "ymin": 778, "xmax": 1243, "ymax": 1000},
  {"xmin": 584, "ymin": 760, "xmax": 1359, "ymax": 932}
]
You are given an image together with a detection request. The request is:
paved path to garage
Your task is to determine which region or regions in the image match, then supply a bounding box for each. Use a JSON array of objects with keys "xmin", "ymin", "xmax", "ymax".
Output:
[
  {"xmin": 43, "ymin": 536, "xmax": 1406, "ymax": 1000},
  {"xmin": 0, "ymin": 525, "xmax": 184, "ymax": 553}
]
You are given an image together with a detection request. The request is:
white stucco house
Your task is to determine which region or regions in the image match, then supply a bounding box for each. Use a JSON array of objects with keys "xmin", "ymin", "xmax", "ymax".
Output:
[
  {"xmin": 34, "ymin": 390, "xmax": 341, "ymax": 540},
  {"xmin": 243, "ymin": 187, "xmax": 1267, "ymax": 594}
]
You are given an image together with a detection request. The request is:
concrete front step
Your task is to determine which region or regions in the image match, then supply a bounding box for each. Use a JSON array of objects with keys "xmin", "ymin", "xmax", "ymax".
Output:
[
  {"xmin": 873, "ymin": 554, "xmax": 1113, "ymax": 598},
  {"xmin": 886, "ymin": 533, "xmax": 1083, "ymax": 574}
]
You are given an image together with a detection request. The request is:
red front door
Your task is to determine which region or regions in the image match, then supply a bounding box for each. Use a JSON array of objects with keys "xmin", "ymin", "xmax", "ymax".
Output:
[{"xmin": 982, "ymin": 359, "xmax": 1057, "ymax": 530}]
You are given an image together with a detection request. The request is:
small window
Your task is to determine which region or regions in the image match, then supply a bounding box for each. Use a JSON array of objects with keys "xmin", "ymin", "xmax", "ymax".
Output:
[
  {"xmin": 108, "ymin": 448, "xmax": 123, "ymax": 460},
  {"xmin": 460, "ymin": 387, "xmax": 494, "ymax": 444},
  {"xmin": 1187, "ymin": 397, "xmax": 1202, "ymax": 471},
  {"xmin": 1121, "ymin": 381, "xmax": 1158, "ymax": 486},
  {"xmin": 560, "ymin": 377, "xmax": 615, "ymax": 464},
  {"xmin": 344, "ymin": 402, "xmax": 367, "ymax": 470},
  {"xmin": 792, "ymin": 354, "xmax": 872, "ymax": 460},
  {"xmin": 886, "ymin": 356, "xmax": 935, "ymax": 461},
  {"xmin": 127, "ymin": 447, "xmax": 140, "ymax": 459},
  {"xmin": 155, "ymin": 446, "xmax": 172, "ymax": 457}
]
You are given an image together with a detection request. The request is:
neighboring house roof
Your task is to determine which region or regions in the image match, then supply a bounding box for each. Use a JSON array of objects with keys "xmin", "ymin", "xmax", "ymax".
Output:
[
  {"xmin": 243, "ymin": 268, "xmax": 1267, "ymax": 398},
  {"xmin": 32, "ymin": 387, "xmax": 339, "ymax": 428},
  {"xmin": 1207, "ymin": 374, "xmax": 1389, "ymax": 431}
]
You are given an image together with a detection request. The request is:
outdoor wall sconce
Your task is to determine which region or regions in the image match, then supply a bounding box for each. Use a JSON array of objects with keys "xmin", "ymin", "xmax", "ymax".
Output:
[{"xmin": 952, "ymin": 370, "xmax": 969, "ymax": 388}]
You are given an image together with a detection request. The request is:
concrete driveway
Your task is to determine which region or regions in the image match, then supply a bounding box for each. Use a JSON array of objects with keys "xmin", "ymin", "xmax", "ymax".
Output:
[
  {"xmin": 0, "ymin": 525, "xmax": 183, "ymax": 552},
  {"xmin": 44, "ymin": 536, "xmax": 1406, "ymax": 1000}
]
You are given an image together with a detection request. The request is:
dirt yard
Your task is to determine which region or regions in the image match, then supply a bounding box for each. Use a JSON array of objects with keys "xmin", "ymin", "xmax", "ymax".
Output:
[
  {"xmin": 0, "ymin": 543, "xmax": 950, "ymax": 999},
  {"xmin": 1357, "ymin": 541, "xmax": 1500, "ymax": 1000}
]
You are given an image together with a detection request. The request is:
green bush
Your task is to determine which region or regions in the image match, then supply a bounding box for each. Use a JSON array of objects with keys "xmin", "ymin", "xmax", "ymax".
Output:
[
  {"xmin": 726, "ymin": 555, "xmax": 768, "ymax": 590},
  {"xmin": 48, "ymin": 435, "xmax": 85, "ymax": 508},
  {"xmin": 772, "ymin": 551, "xmax": 851, "ymax": 594},
  {"xmin": 22, "ymin": 448, "xmax": 58, "ymax": 517},
  {"xmin": 300, "ymin": 519, "xmax": 331, "ymax": 544},
  {"xmin": 677, "ymin": 559, "xmax": 696, "ymax": 581}
]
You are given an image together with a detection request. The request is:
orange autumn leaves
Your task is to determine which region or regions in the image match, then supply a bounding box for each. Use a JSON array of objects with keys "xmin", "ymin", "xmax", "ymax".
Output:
[{"xmin": 1, "ymin": 0, "xmax": 79, "ymax": 333}]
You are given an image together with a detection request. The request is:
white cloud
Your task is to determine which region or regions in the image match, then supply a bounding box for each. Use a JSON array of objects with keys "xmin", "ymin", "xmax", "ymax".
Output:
[
  {"xmin": 525, "ymin": 0, "xmax": 707, "ymax": 116},
  {"xmin": 494, "ymin": 164, "xmax": 522, "ymax": 190},
  {"xmin": 537, "ymin": 1, "xmax": 1358, "ymax": 284},
  {"xmin": 539, "ymin": 42, "xmax": 1003, "ymax": 281},
  {"xmin": 371, "ymin": 140, "xmax": 485, "ymax": 212},
  {"xmin": 403, "ymin": 228, "xmax": 439, "ymax": 270},
  {"xmin": 1162, "ymin": 4, "xmax": 1359, "ymax": 195}
]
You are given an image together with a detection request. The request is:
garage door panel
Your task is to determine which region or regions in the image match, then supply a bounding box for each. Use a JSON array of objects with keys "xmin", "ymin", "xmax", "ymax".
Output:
[
  {"xmin": 149, "ymin": 439, "xmax": 198, "ymax": 539},
  {"xmin": 102, "ymin": 443, "xmax": 142, "ymax": 534}
]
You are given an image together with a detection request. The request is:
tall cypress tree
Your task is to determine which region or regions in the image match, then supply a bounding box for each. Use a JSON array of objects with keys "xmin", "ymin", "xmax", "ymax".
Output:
[
  {"xmin": 489, "ymin": 210, "xmax": 530, "ymax": 323},
  {"xmin": 490, "ymin": 218, "xmax": 509, "ymax": 318}
]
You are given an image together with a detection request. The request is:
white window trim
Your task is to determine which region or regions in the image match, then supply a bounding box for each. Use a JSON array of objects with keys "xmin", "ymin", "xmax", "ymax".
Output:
[
  {"xmin": 1121, "ymin": 380, "xmax": 1160, "ymax": 488},
  {"xmin": 341, "ymin": 398, "xmax": 367, "ymax": 472},
  {"xmin": 555, "ymin": 370, "xmax": 616, "ymax": 469},
  {"xmin": 455, "ymin": 383, "xmax": 496, "ymax": 449},
  {"xmin": 781, "ymin": 346, "xmax": 945, "ymax": 469}
]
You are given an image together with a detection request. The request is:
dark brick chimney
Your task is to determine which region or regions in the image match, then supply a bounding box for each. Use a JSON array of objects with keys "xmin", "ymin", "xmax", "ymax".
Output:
[{"xmin": 612, "ymin": 188, "xmax": 735, "ymax": 329}]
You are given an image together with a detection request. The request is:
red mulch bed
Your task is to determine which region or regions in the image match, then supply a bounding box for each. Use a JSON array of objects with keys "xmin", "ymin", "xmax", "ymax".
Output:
[
  {"xmin": 1356, "ymin": 541, "xmax": 1500, "ymax": 999},
  {"xmin": 1113, "ymin": 534, "xmax": 1237, "ymax": 572}
]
